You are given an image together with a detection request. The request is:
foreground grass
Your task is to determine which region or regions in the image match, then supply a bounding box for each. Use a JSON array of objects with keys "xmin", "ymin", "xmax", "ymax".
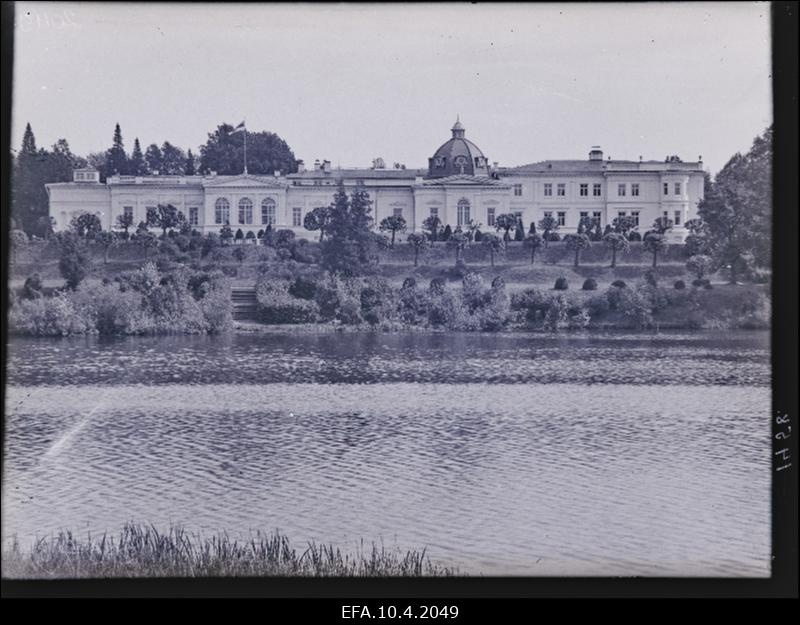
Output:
[{"xmin": 2, "ymin": 524, "xmax": 459, "ymax": 578}]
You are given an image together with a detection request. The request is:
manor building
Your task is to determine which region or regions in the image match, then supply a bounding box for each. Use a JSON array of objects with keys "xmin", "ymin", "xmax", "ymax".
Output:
[{"xmin": 47, "ymin": 119, "xmax": 705, "ymax": 241}]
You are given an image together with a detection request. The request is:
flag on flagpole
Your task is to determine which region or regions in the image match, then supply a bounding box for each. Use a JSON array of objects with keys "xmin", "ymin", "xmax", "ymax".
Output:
[{"xmin": 232, "ymin": 121, "xmax": 246, "ymax": 133}]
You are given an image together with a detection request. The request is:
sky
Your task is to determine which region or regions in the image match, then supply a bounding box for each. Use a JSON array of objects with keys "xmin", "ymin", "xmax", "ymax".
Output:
[{"xmin": 10, "ymin": 2, "xmax": 772, "ymax": 175}]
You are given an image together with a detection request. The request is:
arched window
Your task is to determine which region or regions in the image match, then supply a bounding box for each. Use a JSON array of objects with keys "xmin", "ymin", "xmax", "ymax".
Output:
[
  {"xmin": 261, "ymin": 198, "xmax": 276, "ymax": 225},
  {"xmin": 457, "ymin": 199, "xmax": 470, "ymax": 226},
  {"xmin": 215, "ymin": 198, "xmax": 230, "ymax": 224},
  {"xmin": 238, "ymin": 198, "xmax": 253, "ymax": 225}
]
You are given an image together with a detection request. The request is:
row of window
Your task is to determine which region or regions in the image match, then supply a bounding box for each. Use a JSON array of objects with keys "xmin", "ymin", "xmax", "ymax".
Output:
[
  {"xmin": 513, "ymin": 181, "xmax": 684, "ymax": 198},
  {"xmin": 214, "ymin": 197, "xmax": 278, "ymax": 226}
]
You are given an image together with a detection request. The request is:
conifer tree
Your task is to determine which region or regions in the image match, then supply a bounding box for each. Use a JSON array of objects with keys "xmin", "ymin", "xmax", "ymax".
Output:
[
  {"xmin": 129, "ymin": 138, "xmax": 146, "ymax": 175},
  {"xmin": 105, "ymin": 123, "xmax": 128, "ymax": 175}
]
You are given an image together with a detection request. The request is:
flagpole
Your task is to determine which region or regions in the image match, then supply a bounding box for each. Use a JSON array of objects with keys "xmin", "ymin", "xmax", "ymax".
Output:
[{"xmin": 243, "ymin": 121, "xmax": 247, "ymax": 175}]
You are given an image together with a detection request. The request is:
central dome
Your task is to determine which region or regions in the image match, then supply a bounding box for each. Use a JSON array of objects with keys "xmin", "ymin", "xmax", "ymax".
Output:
[{"xmin": 427, "ymin": 117, "xmax": 490, "ymax": 178}]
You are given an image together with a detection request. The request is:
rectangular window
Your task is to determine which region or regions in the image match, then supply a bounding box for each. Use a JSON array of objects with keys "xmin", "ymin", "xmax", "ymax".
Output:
[
  {"xmin": 663, "ymin": 210, "xmax": 669, "ymax": 219},
  {"xmin": 631, "ymin": 183, "xmax": 640, "ymax": 196},
  {"xmin": 593, "ymin": 183, "xmax": 601, "ymax": 197},
  {"xmin": 631, "ymin": 211, "xmax": 640, "ymax": 226},
  {"xmin": 557, "ymin": 183, "xmax": 566, "ymax": 197},
  {"xmin": 543, "ymin": 211, "xmax": 552, "ymax": 219},
  {"xmin": 292, "ymin": 207, "xmax": 302, "ymax": 227},
  {"xmin": 393, "ymin": 207, "xmax": 404, "ymax": 218},
  {"xmin": 579, "ymin": 211, "xmax": 589, "ymax": 219},
  {"xmin": 487, "ymin": 207, "xmax": 495, "ymax": 226},
  {"xmin": 618, "ymin": 184, "xmax": 626, "ymax": 196},
  {"xmin": 189, "ymin": 207, "xmax": 199, "ymax": 226},
  {"xmin": 75, "ymin": 173, "xmax": 85, "ymax": 181},
  {"xmin": 592, "ymin": 211, "xmax": 602, "ymax": 226},
  {"xmin": 557, "ymin": 211, "xmax": 566, "ymax": 226},
  {"xmin": 123, "ymin": 206, "xmax": 133, "ymax": 223},
  {"xmin": 663, "ymin": 182, "xmax": 669, "ymax": 195},
  {"xmin": 579, "ymin": 183, "xmax": 588, "ymax": 197},
  {"xmin": 674, "ymin": 182, "xmax": 681, "ymax": 195},
  {"xmin": 674, "ymin": 210, "xmax": 681, "ymax": 225},
  {"xmin": 618, "ymin": 211, "xmax": 627, "ymax": 218},
  {"xmin": 513, "ymin": 183, "xmax": 523, "ymax": 197},
  {"xmin": 544, "ymin": 183, "xmax": 552, "ymax": 197}
]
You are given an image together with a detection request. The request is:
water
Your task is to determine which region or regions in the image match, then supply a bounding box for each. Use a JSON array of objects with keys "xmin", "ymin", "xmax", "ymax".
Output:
[{"xmin": 3, "ymin": 331, "xmax": 771, "ymax": 577}]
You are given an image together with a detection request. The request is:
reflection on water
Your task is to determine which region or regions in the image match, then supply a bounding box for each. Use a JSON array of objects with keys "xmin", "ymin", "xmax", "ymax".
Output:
[{"xmin": 3, "ymin": 331, "xmax": 770, "ymax": 576}]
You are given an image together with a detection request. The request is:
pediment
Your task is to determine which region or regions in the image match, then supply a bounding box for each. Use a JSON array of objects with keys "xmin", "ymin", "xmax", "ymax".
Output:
[{"xmin": 202, "ymin": 174, "xmax": 287, "ymax": 189}]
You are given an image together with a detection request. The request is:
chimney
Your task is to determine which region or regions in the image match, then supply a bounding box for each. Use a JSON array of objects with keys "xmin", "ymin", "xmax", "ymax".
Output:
[
  {"xmin": 589, "ymin": 146, "xmax": 603, "ymax": 161},
  {"xmin": 314, "ymin": 159, "xmax": 321, "ymax": 171},
  {"xmin": 323, "ymin": 160, "xmax": 331, "ymax": 173},
  {"xmin": 297, "ymin": 160, "xmax": 305, "ymax": 173}
]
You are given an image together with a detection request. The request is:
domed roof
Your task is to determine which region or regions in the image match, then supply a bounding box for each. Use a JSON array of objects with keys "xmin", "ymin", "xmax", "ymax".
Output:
[{"xmin": 427, "ymin": 117, "xmax": 490, "ymax": 178}]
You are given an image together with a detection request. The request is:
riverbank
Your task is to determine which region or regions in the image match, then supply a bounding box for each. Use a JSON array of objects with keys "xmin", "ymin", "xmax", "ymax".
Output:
[{"xmin": 2, "ymin": 524, "xmax": 458, "ymax": 578}]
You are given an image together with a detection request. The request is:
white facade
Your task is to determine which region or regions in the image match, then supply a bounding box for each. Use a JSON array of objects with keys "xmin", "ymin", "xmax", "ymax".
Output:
[{"xmin": 47, "ymin": 128, "xmax": 705, "ymax": 242}]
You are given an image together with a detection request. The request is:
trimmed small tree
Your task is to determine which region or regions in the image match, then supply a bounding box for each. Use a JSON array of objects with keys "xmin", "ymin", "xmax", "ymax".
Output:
[
  {"xmin": 523, "ymin": 232, "xmax": 544, "ymax": 265},
  {"xmin": 96, "ymin": 230, "xmax": 117, "ymax": 264},
  {"xmin": 422, "ymin": 215, "xmax": 441, "ymax": 244},
  {"xmin": 406, "ymin": 232, "xmax": 429, "ymax": 267},
  {"xmin": 481, "ymin": 233, "xmax": 503, "ymax": 267},
  {"xmin": 245, "ymin": 230, "xmax": 256, "ymax": 244},
  {"xmin": 537, "ymin": 215, "xmax": 559, "ymax": 247},
  {"xmin": 652, "ymin": 216, "xmax": 674, "ymax": 234},
  {"xmin": 220, "ymin": 223, "xmax": 234, "ymax": 245},
  {"xmin": 441, "ymin": 224, "xmax": 453, "ymax": 242},
  {"xmin": 303, "ymin": 205, "xmax": 332, "ymax": 242},
  {"xmin": 494, "ymin": 213, "xmax": 517, "ymax": 243},
  {"xmin": 643, "ymin": 233, "xmax": 668, "ymax": 268},
  {"xmin": 564, "ymin": 233, "xmax": 592, "ymax": 267},
  {"xmin": 379, "ymin": 214, "xmax": 407, "ymax": 248},
  {"xmin": 146, "ymin": 203, "xmax": 186, "ymax": 238},
  {"xmin": 612, "ymin": 215, "xmax": 636, "ymax": 239},
  {"xmin": 446, "ymin": 231, "xmax": 468, "ymax": 263},
  {"xmin": 116, "ymin": 212, "xmax": 134, "ymax": 240},
  {"xmin": 514, "ymin": 219, "xmax": 525, "ymax": 242},
  {"xmin": 70, "ymin": 213, "xmax": 103, "ymax": 240},
  {"xmin": 235, "ymin": 228, "xmax": 244, "ymax": 243},
  {"xmin": 603, "ymin": 232, "xmax": 630, "ymax": 268}
]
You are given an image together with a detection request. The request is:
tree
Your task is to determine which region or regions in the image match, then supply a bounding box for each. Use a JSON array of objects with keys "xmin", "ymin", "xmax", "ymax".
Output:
[
  {"xmin": 422, "ymin": 215, "xmax": 441, "ymax": 244},
  {"xmin": 96, "ymin": 230, "xmax": 117, "ymax": 264},
  {"xmin": 378, "ymin": 214, "xmax": 407, "ymax": 248},
  {"xmin": 494, "ymin": 213, "xmax": 517, "ymax": 243},
  {"xmin": 577, "ymin": 215, "xmax": 594, "ymax": 235},
  {"xmin": 683, "ymin": 218, "xmax": 711, "ymax": 256},
  {"xmin": 160, "ymin": 141, "xmax": 186, "ymax": 175},
  {"xmin": 245, "ymin": 230, "xmax": 256, "ymax": 244},
  {"xmin": 686, "ymin": 254, "xmax": 713, "ymax": 281},
  {"xmin": 643, "ymin": 233, "xmax": 668, "ymax": 268},
  {"xmin": 612, "ymin": 215, "xmax": 636, "ymax": 238},
  {"xmin": 220, "ymin": 223, "xmax": 234, "ymax": 245},
  {"xmin": 698, "ymin": 125, "xmax": 772, "ymax": 282},
  {"xmin": 145, "ymin": 143, "xmax": 163, "ymax": 173},
  {"xmin": 10, "ymin": 229, "xmax": 28, "ymax": 264},
  {"xmin": 321, "ymin": 180, "xmax": 378, "ymax": 276},
  {"xmin": 235, "ymin": 228, "xmax": 244, "ymax": 243},
  {"xmin": 116, "ymin": 212, "xmax": 134, "ymax": 239},
  {"xmin": 513, "ymin": 218, "xmax": 525, "ymax": 242},
  {"xmin": 198, "ymin": 123, "xmax": 298, "ymax": 175},
  {"xmin": 232, "ymin": 246, "xmax": 246, "ymax": 264},
  {"xmin": 446, "ymin": 231, "xmax": 469, "ymax": 264},
  {"xmin": 129, "ymin": 138, "xmax": 146, "ymax": 175},
  {"xmin": 58, "ymin": 232, "xmax": 91, "ymax": 289},
  {"xmin": 147, "ymin": 203, "xmax": 186, "ymax": 237},
  {"xmin": 528, "ymin": 221, "xmax": 537, "ymax": 235},
  {"xmin": 406, "ymin": 232, "xmax": 429, "ymax": 267},
  {"xmin": 652, "ymin": 216, "xmax": 674, "ymax": 234},
  {"xmin": 185, "ymin": 149, "xmax": 197, "ymax": 175},
  {"xmin": 70, "ymin": 213, "xmax": 103, "ymax": 239},
  {"xmin": 603, "ymin": 232, "xmax": 630, "ymax": 268},
  {"xmin": 523, "ymin": 232, "xmax": 544, "ymax": 265},
  {"xmin": 303, "ymin": 205, "xmax": 332, "ymax": 241},
  {"xmin": 481, "ymin": 233, "xmax": 503, "ymax": 267},
  {"xmin": 564, "ymin": 233, "xmax": 592, "ymax": 267},
  {"xmin": 104, "ymin": 123, "xmax": 128, "ymax": 176},
  {"xmin": 537, "ymin": 215, "xmax": 559, "ymax": 247},
  {"xmin": 133, "ymin": 222, "xmax": 158, "ymax": 259}
]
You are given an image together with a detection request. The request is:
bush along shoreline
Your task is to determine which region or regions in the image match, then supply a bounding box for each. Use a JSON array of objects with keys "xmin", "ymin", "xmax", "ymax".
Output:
[
  {"xmin": 8, "ymin": 262, "xmax": 233, "ymax": 337},
  {"xmin": 251, "ymin": 260, "xmax": 770, "ymax": 333},
  {"xmin": 2, "ymin": 523, "xmax": 458, "ymax": 578}
]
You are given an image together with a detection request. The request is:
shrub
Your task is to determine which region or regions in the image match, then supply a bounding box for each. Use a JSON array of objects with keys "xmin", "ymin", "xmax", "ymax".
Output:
[
  {"xmin": 643, "ymin": 269, "xmax": 658, "ymax": 287},
  {"xmin": 444, "ymin": 260, "xmax": 470, "ymax": 281},
  {"xmin": 606, "ymin": 285, "xmax": 653, "ymax": 328},
  {"xmin": 611, "ymin": 280, "xmax": 627, "ymax": 288},
  {"xmin": 58, "ymin": 234, "xmax": 92, "ymax": 290},
  {"xmin": 275, "ymin": 229, "xmax": 296, "ymax": 248},
  {"xmin": 543, "ymin": 294, "xmax": 570, "ymax": 330},
  {"xmin": 313, "ymin": 276, "xmax": 362, "ymax": 324},
  {"xmin": 429, "ymin": 277, "xmax": 446, "ymax": 295},
  {"xmin": 256, "ymin": 277, "xmax": 319, "ymax": 324},
  {"xmin": 511, "ymin": 288, "xmax": 549, "ymax": 322},
  {"xmin": 692, "ymin": 278, "xmax": 711, "ymax": 289},
  {"xmin": 22, "ymin": 274, "xmax": 44, "ymax": 300},
  {"xmin": 397, "ymin": 283, "xmax": 429, "ymax": 325},
  {"xmin": 584, "ymin": 293, "xmax": 610, "ymax": 316},
  {"xmin": 291, "ymin": 239, "xmax": 319, "ymax": 264},
  {"xmin": 288, "ymin": 275, "xmax": 317, "ymax": 300},
  {"xmin": 627, "ymin": 231, "xmax": 642, "ymax": 242},
  {"xmin": 674, "ymin": 280, "xmax": 686, "ymax": 290},
  {"xmin": 553, "ymin": 277, "xmax": 569, "ymax": 290},
  {"xmin": 360, "ymin": 278, "xmax": 397, "ymax": 326},
  {"xmin": 401, "ymin": 277, "xmax": 417, "ymax": 290},
  {"xmin": 582, "ymin": 278, "xmax": 598, "ymax": 291}
]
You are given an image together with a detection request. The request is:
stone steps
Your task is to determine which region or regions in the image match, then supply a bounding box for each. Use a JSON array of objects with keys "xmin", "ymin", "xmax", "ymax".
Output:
[{"xmin": 231, "ymin": 286, "xmax": 258, "ymax": 321}]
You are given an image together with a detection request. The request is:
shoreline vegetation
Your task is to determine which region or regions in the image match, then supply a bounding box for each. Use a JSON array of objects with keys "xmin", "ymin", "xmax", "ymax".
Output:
[
  {"xmin": 2, "ymin": 523, "xmax": 458, "ymax": 578},
  {"xmin": 8, "ymin": 238, "xmax": 770, "ymax": 337}
]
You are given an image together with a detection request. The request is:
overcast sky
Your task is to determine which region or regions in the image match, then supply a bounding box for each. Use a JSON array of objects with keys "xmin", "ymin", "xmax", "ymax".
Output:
[{"xmin": 11, "ymin": 2, "xmax": 771, "ymax": 175}]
